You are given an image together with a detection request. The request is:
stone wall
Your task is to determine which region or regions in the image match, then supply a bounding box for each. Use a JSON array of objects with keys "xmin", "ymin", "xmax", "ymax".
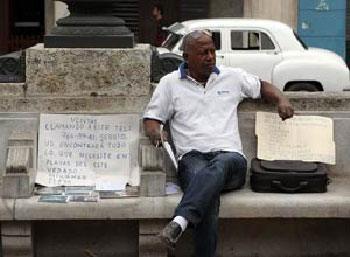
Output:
[{"xmin": 26, "ymin": 44, "xmax": 151, "ymax": 98}]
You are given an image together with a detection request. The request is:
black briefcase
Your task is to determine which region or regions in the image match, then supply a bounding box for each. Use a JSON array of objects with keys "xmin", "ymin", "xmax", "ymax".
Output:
[{"xmin": 250, "ymin": 158, "xmax": 329, "ymax": 193}]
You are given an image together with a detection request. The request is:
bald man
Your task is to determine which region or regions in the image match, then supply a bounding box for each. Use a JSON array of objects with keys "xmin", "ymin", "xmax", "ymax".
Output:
[{"xmin": 143, "ymin": 30, "xmax": 294, "ymax": 257}]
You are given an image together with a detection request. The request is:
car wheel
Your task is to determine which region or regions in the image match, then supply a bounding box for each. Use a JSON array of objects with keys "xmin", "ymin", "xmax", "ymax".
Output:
[{"xmin": 286, "ymin": 83, "xmax": 319, "ymax": 92}]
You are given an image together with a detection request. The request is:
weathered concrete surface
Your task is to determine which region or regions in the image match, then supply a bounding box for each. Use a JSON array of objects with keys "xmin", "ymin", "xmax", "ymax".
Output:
[
  {"xmin": 0, "ymin": 96, "xmax": 150, "ymax": 112},
  {"xmin": 0, "ymin": 118, "xmax": 38, "ymax": 174},
  {"xmin": 139, "ymin": 220, "xmax": 168, "ymax": 257},
  {"xmin": 0, "ymin": 83, "xmax": 24, "ymax": 98},
  {"xmin": 140, "ymin": 145, "xmax": 164, "ymax": 171},
  {"xmin": 2, "ymin": 173, "xmax": 30, "ymax": 198},
  {"xmin": 239, "ymin": 92, "xmax": 350, "ymax": 112},
  {"xmin": 0, "ymin": 199, "xmax": 15, "ymax": 220},
  {"xmin": 26, "ymin": 44, "xmax": 151, "ymax": 97},
  {"xmin": 140, "ymin": 172, "xmax": 166, "ymax": 196},
  {"xmin": 173, "ymin": 218, "xmax": 350, "ymax": 257},
  {"xmin": 11, "ymin": 178, "xmax": 350, "ymax": 220},
  {"xmin": 216, "ymin": 218, "xmax": 350, "ymax": 257},
  {"xmin": 2, "ymin": 91, "xmax": 350, "ymax": 113},
  {"xmin": 1, "ymin": 221, "xmax": 34, "ymax": 257},
  {"xmin": 35, "ymin": 221, "xmax": 138, "ymax": 257}
]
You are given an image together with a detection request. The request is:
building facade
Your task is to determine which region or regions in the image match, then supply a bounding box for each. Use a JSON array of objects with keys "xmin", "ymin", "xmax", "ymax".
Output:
[{"xmin": 1, "ymin": 0, "xmax": 349, "ymax": 64}]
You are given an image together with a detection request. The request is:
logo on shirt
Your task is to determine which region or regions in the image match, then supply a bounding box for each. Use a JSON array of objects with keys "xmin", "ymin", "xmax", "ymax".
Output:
[{"xmin": 217, "ymin": 90, "xmax": 230, "ymax": 96}]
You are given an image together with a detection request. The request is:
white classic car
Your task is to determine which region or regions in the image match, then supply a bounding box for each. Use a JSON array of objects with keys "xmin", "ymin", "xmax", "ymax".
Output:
[{"xmin": 157, "ymin": 19, "xmax": 350, "ymax": 92}]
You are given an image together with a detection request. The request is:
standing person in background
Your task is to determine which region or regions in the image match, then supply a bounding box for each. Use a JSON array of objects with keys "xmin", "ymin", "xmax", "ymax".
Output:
[{"xmin": 152, "ymin": 4, "xmax": 169, "ymax": 47}]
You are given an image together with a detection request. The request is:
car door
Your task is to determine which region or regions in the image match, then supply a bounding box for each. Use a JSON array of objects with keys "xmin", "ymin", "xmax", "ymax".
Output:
[
  {"xmin": 210, "ymin": 29, "xmax": 226, "ymax": 66},
  {"xmin": 223, "ymin": 28, "xmax": 283, "ymax": 82}
]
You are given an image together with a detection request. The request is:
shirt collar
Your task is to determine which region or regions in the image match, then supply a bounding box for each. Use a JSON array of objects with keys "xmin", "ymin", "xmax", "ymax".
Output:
[{"xmin": 179, "ymin": 62, "xmax": 220, "ymax": 79}]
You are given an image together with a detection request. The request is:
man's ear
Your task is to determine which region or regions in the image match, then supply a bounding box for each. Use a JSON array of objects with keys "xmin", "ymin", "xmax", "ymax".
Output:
[{"xmin": 183, "ymin": 53, "xmax": 188, "ymax": 62}]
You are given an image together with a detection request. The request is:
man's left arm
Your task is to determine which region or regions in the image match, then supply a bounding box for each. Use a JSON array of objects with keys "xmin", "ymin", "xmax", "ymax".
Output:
[{"xmin": 260, "ymin": 80, "xmax": 294, "ymax": 120}]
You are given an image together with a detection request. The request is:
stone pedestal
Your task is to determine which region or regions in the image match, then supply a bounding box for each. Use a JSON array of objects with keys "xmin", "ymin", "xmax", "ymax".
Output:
[
  {"xmin": 1, "ymin": 222, "xmax": 34, "ymax": 257},
  {"xmin": 139, "ymin": 220, "xmax": 168, "ymax": 257},
  {"xmin": 2, "ymin": 131, "xmax": 36, "ymax": 199},
  {"xmin": 26, "ymin": 43, "xmax": 151, "ymax": 97},
  {"xmin": 139, "ymin": 145, "xmax": 167, "ymax": 196},
  {"xmin": 44, "ymin": 0, "xmax": 134, "ymax": 48}
]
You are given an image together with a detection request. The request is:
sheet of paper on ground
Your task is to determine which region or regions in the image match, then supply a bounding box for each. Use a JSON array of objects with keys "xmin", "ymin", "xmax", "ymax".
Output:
[
  {"xmin": 255, "ymin": 112, "xmax": 335, "ymax": 165},
  {"xmin": 36, "ymin": 114, "xmax": 140, "ymax": 187}
]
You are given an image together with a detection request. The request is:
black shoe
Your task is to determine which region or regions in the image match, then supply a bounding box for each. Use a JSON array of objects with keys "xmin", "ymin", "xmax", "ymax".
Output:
[{"xmin": 158, "ymin": 221, "xmax": 183, "ymax": 250}]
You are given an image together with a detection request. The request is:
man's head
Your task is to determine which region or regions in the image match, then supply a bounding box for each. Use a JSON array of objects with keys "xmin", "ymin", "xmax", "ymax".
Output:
[
  {"xmin": 152, "ymin": 4, "xmax": 163, "ymax": 18},
  {"xmin": 182, "ymin": 30, "xmax": 216, "ymax": 83}
]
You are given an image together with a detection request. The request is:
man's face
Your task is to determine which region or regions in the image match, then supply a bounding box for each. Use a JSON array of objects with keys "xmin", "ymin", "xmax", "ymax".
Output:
[
  {"xmin": 184, "ymin": 34, "xmax": 216, "ymax": 81},
  {"xmin": 152, "ymin": 7, "xmax": 159, "ymax": 17}
]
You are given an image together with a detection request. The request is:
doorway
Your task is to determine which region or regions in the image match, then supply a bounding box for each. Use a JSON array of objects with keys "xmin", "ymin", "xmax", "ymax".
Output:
[{"xmin": 0, "ymin": 0, "xmax": 44, "ymax": 55}]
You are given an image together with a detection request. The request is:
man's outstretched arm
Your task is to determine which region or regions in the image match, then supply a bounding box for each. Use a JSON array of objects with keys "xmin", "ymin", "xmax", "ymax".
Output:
[{"xmin": 260, "ymin": 81, "xmax": 294, "ymax": 120}]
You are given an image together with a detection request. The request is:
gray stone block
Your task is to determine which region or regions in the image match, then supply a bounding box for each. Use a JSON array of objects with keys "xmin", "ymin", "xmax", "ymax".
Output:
[
  {"xmin": 26, "ymin": 44, "xmax": 151, "ymax": 97},
  {"xmin": 8, "ymin": 131, "xmax": 36, "ymax": 146},
  {"xmin": 139, "ymin": 220, "xmax": 168, "ymax": 257},
  {"xmin": 140, "ymin": 145, "xmax": 164, "ymax": 171},
  {"xmin": 2, "ymin": 173, "xmax": 31, "ymax": 198},
  {"xmin": 0, "ymin": 83, "xmax": 24, "ymax": 98},
  {"xmin": 0, "ymin": 118, "xmax": 38, "ymax": 173},
  {"xmin": 1, "ymin": 221, "xmax": 34, "ymax": 257},
  {"xmin": 331, "ymin": 118, "xmax": 350, "ymax": 177},
  {"xmin": 6, "ymin": 147, "xmax": 30, "ymax": 174},
  {"xmin": 0, "ymin": 96, "xmax": 150, "ymax": 113},
  {"xmin": 7, "ymin": 131, "xmax": 36, "ymax": 170},
  {"xmin": 140, "ymin": 172, "xmax": 166, "ymax": 196}
]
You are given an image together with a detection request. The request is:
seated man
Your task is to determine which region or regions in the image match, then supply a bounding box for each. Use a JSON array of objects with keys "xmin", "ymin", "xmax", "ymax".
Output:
[{"xmin": 143, "ymin": 30, "xmax": 294, "ymax": 257}]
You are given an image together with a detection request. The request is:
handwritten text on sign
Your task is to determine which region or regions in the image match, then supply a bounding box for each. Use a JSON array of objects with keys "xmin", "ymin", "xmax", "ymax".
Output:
[
  {"xmin": 36, "ymin": 114, "xmax": 139, "ymax": 187},
  {"xmin": 256, "ymin": 112, "xmax": 335, "ymax": 165}
]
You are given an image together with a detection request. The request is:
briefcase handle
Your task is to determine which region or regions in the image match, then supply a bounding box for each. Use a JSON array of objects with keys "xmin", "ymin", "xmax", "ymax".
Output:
[{"xmin": 272, "ymin": 180, "xmax": 308, "ymax": 193}]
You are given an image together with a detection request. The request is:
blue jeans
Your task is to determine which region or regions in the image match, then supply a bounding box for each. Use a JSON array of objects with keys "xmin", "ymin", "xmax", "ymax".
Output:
[{"xmin": 174, "ymin": 151, "xmax": 247, "ymax": 257}]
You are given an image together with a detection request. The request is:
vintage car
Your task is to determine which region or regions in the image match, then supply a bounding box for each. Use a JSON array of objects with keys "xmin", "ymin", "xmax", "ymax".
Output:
[{"xmin": 156, "ymin": 19, "xmax": 350, "ymax": 92}]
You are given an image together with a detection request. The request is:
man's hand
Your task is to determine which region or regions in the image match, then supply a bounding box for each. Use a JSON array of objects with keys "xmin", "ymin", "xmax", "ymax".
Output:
[
  {"xmin": 260, "ymin": 81, "xmax": 294, "ymax": 120},
  {"xmin": 278, "ymin": 97, "xmax": 294, "ymax": 120},
  {"xmin": 144, "ymin": 119, "xmax": 168, "ymax": 147}
]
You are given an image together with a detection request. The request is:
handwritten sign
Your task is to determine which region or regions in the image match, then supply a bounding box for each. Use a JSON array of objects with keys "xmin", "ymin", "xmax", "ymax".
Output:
[
  {"xmin": 256, "ymin": 112, "xmax": 335, "ymax": 165},
  {"xmin": 36, "ymin": 114, "xmax": 140, "ymax": 187}
]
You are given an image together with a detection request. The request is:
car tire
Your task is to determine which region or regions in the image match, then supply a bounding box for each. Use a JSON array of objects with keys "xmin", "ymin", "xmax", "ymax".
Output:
[{"xmin": 286, "ymin": 83, "xmax": 319, "ymax": 92}]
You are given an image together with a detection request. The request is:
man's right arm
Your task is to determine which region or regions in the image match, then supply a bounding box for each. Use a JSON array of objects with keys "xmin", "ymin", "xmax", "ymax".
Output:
[
  {"xmin": 144, "ymin": 119, "xmax": 162, "ymax": 146},
  {"xmin": 143, "ymin": 76, "xmax": 172, "ymax": 146}
]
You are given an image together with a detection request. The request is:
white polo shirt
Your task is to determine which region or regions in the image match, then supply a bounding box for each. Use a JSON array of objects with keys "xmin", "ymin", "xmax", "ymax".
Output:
[{"xmin": 143, "ymin": 63, "xmax": 261, "ymax": 158}]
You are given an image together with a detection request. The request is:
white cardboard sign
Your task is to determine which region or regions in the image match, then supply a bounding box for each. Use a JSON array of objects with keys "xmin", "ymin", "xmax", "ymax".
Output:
[{"xmin": 36, "ymin": 114, "xmax": 140, "ymax": 187}]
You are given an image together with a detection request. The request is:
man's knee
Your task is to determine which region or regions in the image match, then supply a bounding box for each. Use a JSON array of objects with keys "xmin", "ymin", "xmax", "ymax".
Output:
[{"xmin": 216, "ymin": 152, "xmax": 247, "ymax": 191}]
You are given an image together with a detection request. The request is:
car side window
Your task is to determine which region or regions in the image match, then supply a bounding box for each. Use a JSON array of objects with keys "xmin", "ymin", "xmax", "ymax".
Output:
[
  {"xmin": 211, "ymin": 31, "xmax": 221, "ymax": 50},
  {"xmin": 230, "ymin": 31, "xmax": 275, "ymax": 50},
  {"xmin": 260, "ymin": 32, "xmax": 275, "ymax": 50},
  {"xmin": 179, "ymin": 30, "xmax": 221, "ymax": 51}
]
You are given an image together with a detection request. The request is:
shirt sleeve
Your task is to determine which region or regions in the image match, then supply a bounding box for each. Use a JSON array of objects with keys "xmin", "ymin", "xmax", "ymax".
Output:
[
  {"xmin": 239, "ymin": 69, "xmax": 261, "ymax": 99},
  {"xmin": 143, "ymin": 76, "xmax": 174, "ymax": 123}
]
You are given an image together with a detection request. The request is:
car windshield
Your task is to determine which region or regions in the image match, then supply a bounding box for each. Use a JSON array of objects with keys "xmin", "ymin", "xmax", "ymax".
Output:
[
  {"xmin": 162, "ymin": 32, "xmax": 183, "ymax": 50},
  {"xmin": 293, "ymin": 31, "xmax": 308, "ymax": 50}
]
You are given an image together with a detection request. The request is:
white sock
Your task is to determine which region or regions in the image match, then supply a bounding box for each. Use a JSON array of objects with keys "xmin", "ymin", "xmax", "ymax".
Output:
[{"xmin": 173, "ymin": 216, "xmax": 188, "ymax": 232}]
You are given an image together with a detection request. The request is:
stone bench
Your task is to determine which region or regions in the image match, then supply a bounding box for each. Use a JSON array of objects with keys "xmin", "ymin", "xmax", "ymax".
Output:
[
  {"xmin": 1, "ymin": 178, "xmax": 350, "ymax": 257},
  {"xmin": 1, "ymin": 177, "xmax": 348, "ymax": 221},
  {"xmin": 0, "ymin": 100, "xmax": 350, "ymax": 256}
]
